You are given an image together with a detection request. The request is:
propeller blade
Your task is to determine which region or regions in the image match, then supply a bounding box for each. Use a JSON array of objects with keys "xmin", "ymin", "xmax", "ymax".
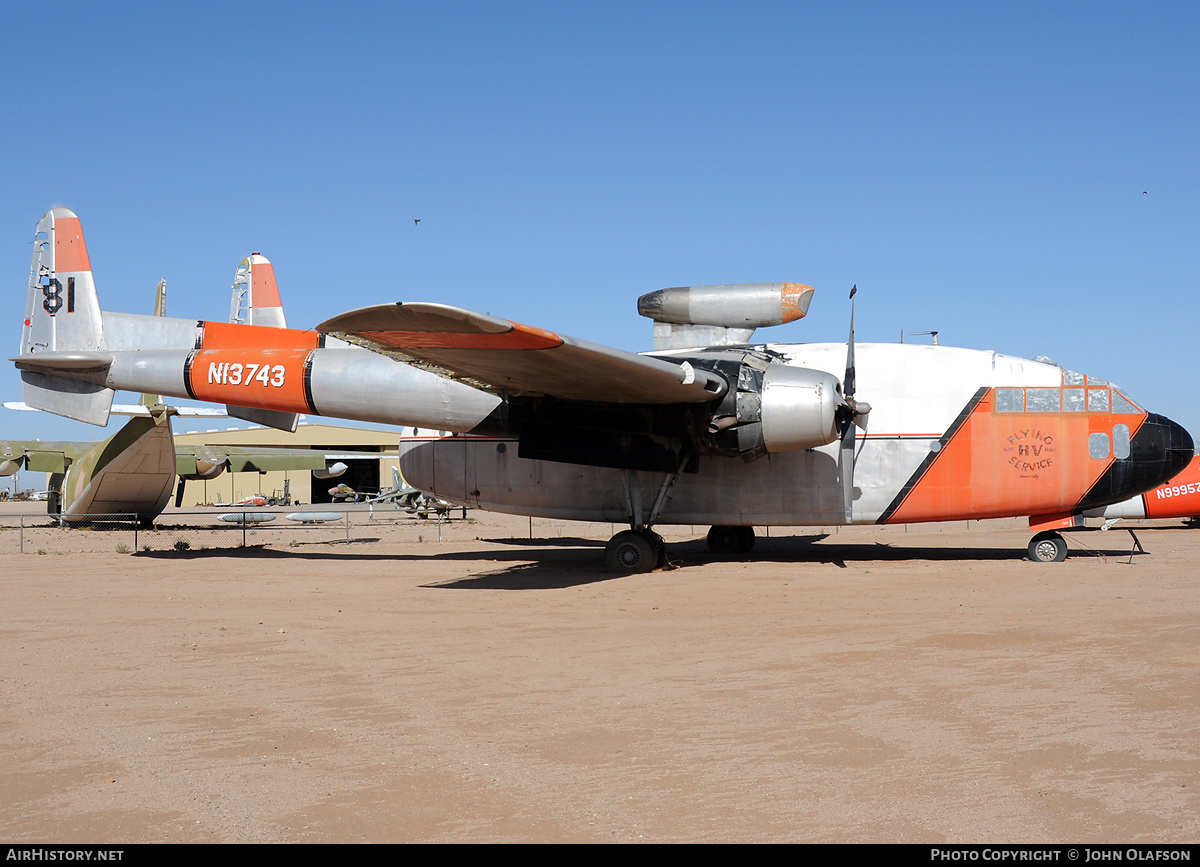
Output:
[
  {"xmin": 844, "ymin": 286, "xmax": 857, "ymax": 401},
  {"xmin": 840, "ymin": 284, "xmax": 860, "ymax": 522},
  {"xmin": 841, "ymin": 420, "xmax": 855, "ymax": 523},
  {"xmin": 175, "ymin": 477, "xmax": 186, "ymax": 509}
]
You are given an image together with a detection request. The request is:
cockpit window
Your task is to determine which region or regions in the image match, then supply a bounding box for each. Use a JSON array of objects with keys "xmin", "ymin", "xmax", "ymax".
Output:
[
  {"xmin": 1112, "ymin": 391, "xmax": 1140, "ymax": 414},
  {"xmin": 1089, "ymin": 389, "xmax": 1109, "ymax": 412},
  {"xmin": 996, "ymin": 388, "xmax": 1023, "ymax": 413},
  {"xmin": 1026, "ymin": 388, "xmax": 1060, "ymax": 412}
]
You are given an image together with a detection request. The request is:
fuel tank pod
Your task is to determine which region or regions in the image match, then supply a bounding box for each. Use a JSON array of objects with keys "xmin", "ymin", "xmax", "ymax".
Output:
[{"xmin": 638, "ymin": 283, "xmax": 814, "ymax": 328}]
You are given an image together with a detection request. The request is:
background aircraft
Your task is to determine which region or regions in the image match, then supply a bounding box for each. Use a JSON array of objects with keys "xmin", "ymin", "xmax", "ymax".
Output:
[
  {"xmin": 13, "ymin": 207, "xmax": 1194, "ymax": 567},
  {"xmin": 1089, "ymin": 454, "xmax": 1200, "ymax": 527},
  {"xmin": 365, "ymin": 466, "xmax": 457, "ymax": 517},
  {"xmin": 0, "ymin": 405, "xmax": 359, "ymax": 522}
]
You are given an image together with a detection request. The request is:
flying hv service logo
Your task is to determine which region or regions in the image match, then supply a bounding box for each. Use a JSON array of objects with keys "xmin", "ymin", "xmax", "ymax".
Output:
[{"xmin": 1004, "ymin": 428, "xmax": 1056, "ymax": 479}]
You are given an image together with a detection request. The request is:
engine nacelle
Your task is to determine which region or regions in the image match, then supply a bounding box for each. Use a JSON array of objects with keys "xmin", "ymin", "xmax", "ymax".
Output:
[
  {"xmin": 179, "ymin": 458, "xmax": 227, "ymax": 482},
  {"xmin": 313, "ymin": 461, "xmax": 349, "ymax": 480},
  {"xmin": 0, "ymin": 459, "xmax": 23, "ymax": 477},
  {"xmin": 759, "ymin": 364, "xmax": 841, "ymax": 453},
  {"xmin": 697, "ymin": 354, "xmax": 841, "ymax": 460}
]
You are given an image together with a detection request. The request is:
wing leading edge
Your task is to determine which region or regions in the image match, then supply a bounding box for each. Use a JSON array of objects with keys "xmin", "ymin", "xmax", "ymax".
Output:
[{"xmin": 317, "ymin": 303, "xmax": 727, "ymax": 404}]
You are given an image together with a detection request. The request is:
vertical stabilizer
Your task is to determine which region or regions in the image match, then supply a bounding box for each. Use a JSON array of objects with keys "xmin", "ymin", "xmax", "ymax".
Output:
[
  {"xmin": 19, "ymin": 207, "xmax": 114, "ymax": 425},
  {"xmin": 138, "ymin": 278, "xmax": 169, "ymax": 408},
  {"xmin": 227, "ymin": 252, "xmax": 297, "ymax": 431},
  {"xmin": 230, "ymin": 253, "xmax": 287, "ymax": 329}
]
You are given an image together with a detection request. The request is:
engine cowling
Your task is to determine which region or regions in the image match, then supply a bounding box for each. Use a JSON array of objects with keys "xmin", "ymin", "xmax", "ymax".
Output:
[
  {"xmin": 760, "ymin": 363, "xmax": 841, "ymax": 453},
  {"xmin": 695, "ymin": 354, "xmax": 840, "ymax": 460},
  {"xmin": 179, "ymin": 458, "xmax": 227, "ymax": 481}
]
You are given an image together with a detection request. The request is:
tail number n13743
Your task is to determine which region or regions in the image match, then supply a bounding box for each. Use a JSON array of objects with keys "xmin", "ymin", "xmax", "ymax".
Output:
[{"xmin": 208, "ymin": 362, "xmax": 285, "ymax": 387}]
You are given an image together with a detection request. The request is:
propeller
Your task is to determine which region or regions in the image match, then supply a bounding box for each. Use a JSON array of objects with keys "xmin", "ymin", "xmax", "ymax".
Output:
[
  {"xmin": 838, "ymin": 285, "xmax": 871, "ymax": 522},
  {"xmin": 175, "ymin": 477, "xmax": 187, "ymax": 509}
]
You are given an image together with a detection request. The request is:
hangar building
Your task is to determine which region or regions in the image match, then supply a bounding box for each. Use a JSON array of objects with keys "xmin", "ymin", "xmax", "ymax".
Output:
[{"xmin": 171, "ymin": 423, "xmax": 400, "ymax": 506}]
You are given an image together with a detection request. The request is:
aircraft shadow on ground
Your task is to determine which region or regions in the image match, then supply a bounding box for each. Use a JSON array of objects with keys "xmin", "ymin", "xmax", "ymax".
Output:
[{"xmin": 133, "ymin": 531, "xmax": 1152, "ymax": 590}]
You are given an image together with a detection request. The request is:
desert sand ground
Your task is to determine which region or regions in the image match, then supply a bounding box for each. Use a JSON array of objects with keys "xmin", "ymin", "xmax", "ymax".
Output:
[{"xmin": 1, "ymin": 504, "xmax": 1197, "ymax": 843}]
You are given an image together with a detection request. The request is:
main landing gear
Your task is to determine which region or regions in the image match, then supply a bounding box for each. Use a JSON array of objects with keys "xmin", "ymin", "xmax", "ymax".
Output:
[
  {"xmin": 604, "ymin": 524, "xmax": 759, "ymax": 573},
  {"xmin": 706, "ymin": 525, "xmax": 755, "ymax": 555},
  {"xmin": 605, "ymin": 528, "xmax": 667, "ymax": 574},
  {"xmin": 1027, "ymin": 530, "xmax": 1068, "ymax": 563},
  {"xmin": 604, "ymin": 466, "xmax": 683, "ymax": 574}
]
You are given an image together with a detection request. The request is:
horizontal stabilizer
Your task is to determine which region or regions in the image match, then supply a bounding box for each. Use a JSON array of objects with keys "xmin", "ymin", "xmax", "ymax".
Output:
[
  {"xmin": 5, "ymin": 401, "xmax": 228, "ymax": 418},
  {"xmin": 318, "ymin": 302, "xmax": 727, "ymax": 404},
  {"xmin": 11, "ymin": 351, "xmax": 112, "ymax": 372},
  {"xmin": 19, "ymin": 370, "xmax": 114, "ymax": 426}
]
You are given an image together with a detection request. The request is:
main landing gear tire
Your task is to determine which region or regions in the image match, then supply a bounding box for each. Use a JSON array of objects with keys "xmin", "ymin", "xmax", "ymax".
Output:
[
  {"xmin": 1028, "ymin": 531, "xmax": 1068, "ymax": 563},
  {"xmin": 706, "ymin": 525, "xmax": 755, "ymax": 556},
  {"xmin": 605, "ymin": 529, "xmax": 666, "ymax": 574}
]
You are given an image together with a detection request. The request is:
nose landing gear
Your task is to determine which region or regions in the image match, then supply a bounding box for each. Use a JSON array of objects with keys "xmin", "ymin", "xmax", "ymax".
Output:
[{"xmin": 1028, "ymin": 531, "xmax": 1068, "ymax": 562}]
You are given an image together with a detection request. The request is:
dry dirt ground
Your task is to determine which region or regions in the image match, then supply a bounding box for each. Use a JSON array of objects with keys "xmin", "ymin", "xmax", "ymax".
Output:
[{"xmin": 1, "ymin": 506, "xmax": 1198, "ymax": 843}]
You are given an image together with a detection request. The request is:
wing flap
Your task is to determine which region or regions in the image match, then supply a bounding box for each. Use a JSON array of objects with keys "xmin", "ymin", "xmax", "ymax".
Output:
[{"xmin": 318, "ymin": 303, "xmax": 727, "ymax": 404}]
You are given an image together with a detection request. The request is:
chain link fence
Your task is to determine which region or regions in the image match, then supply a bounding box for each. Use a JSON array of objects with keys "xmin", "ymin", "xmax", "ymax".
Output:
[{"xmin": 0, "ymin": 506, "xmax": 467, "ymax": 554}]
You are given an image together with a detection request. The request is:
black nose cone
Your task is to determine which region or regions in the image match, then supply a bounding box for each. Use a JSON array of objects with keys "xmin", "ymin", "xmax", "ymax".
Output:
[
  {"xmin": 1146, "ymin": 414, "xmax": 1195, "ymax": 480},
  {"xmin": 1078, "ymin": 414, "xmax": 1195, "ymax": 511}
]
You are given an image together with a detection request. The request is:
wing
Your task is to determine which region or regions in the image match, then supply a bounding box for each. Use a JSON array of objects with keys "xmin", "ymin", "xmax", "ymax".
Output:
[
  {"xmin": 317, "ymin": 303, "xmax": 727, "ymax": 403},
  {"xmin": 0, "ymin": 440, "xmax": 93, "ymax": 472},
  {"xmin": 176, "ymin": 444, "xmax": 355, "ymax": 474}
]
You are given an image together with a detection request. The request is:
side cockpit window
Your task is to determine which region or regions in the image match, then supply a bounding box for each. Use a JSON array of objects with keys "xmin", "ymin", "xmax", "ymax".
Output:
[{"xmin": 1113, "ymin": 424, "xmax": 1131, "ymax": 459}]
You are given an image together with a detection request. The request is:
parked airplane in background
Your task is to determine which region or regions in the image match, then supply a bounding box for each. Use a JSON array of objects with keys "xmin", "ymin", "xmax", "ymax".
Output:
[
  {"xmin": 1090, "ymin": 454, "xmax": 1200, "ymax": 528},
  {"xmin": 12, "ymin": 207, "xmax": 1194, "ymax": 568},
  {"xmin": 367, "ymin": 466, "xmax": 457, "ymax": 517},
  {"xmin": 0, "ymin": 407, "xmax": 353, "ymax": 521}
]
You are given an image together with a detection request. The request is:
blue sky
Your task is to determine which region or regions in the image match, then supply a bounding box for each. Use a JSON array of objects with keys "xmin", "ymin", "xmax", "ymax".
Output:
[{"xmin": 1, "ymin": 1, "xmax": 1197, "ymax": 443}]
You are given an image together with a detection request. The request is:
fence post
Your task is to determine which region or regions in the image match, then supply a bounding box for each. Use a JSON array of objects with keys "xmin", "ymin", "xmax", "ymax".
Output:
[
  {"xmin": 133, "ymin": 515, "xmax": 138, "ymax": 551},
  {"xmin": 345, "ymin": 511, "xmax": 350, "ymax": 544},
  {"xmin": 19, "ymin": 515, "xmax": 23, "ymax": 554}
]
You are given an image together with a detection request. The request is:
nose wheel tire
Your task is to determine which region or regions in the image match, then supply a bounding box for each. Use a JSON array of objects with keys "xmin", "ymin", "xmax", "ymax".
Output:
[
  {"xmin": 1028, "ymin": 531, "xmax": 1068, "ymax": 562},
  {"xmin": 707, "ymin": 525, "xmax": 756, "ymax": 556},
  {"xmin": 606, "ymin": 529, "xmax": 665, "ymax": 574}
]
